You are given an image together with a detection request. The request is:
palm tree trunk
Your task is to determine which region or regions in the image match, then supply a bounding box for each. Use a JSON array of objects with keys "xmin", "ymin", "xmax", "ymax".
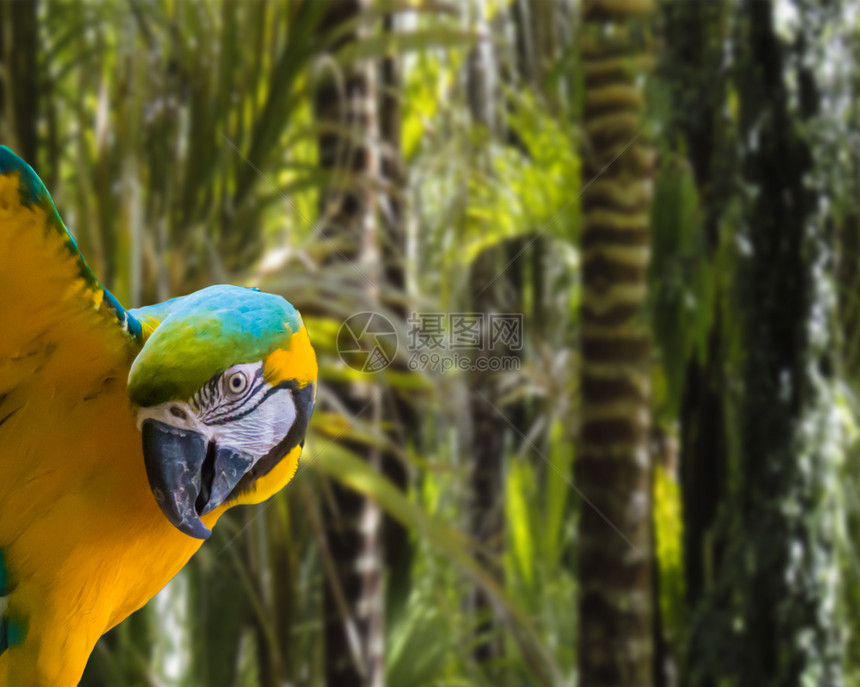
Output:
[
  {"xmin": 576, "ymin": 0, "xmax": 656, "ymax": 684},
  {"xmin": 660, "ymin": 5, "xmax": 730, "ymax": 685},
  {"xmin": 0, "ymin": 0, "xmax": 40, "ymax": 165},
  {"xmin": 463, "ymin": 0, "xmax": 508, "ymax": 666},
  {"xmin": 315, "ymin": 3, "xmax": 386, "ymax": 686},
  {"xmin": 707, "ymin": 3, "xmax": 841, "ymax": 684},
  {"xmin": 378, "ymin": 11, "xmax": 415, "ymax": 616},
  {"xmin": 467, "ymin": 250, "xmax": 508, "ymax": 666}
]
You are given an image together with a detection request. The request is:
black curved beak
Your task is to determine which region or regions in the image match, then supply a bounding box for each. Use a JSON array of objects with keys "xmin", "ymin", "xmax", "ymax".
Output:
[{"xmin": 142, "ymin": 420, "xmax": 254, "ymax": 539}]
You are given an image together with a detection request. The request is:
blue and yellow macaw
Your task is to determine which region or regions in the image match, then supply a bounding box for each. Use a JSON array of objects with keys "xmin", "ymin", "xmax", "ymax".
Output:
[{"xmin": 0, "ymin": 147, "xmax": 317, "ymax": 685}]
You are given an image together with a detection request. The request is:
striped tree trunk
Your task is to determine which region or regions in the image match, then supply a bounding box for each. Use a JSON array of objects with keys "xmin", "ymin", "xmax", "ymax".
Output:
[
  {"xmin": 377, "ymin": 12, "xmax": 415, "ymax": 616},
  {"xmin": 576, "ymin": 0, "xmax": 656, "ymax": 685},
  {"xmin": 467, "ymin": 249, "xmax": 507, "ymax": 666},
  {"xmin": 463, "ymin": 0, "xmax": 509, "ymax": 667},
  {"xmin": 315, "ymin": 3, "xmax": 386, "ymax": 686}
]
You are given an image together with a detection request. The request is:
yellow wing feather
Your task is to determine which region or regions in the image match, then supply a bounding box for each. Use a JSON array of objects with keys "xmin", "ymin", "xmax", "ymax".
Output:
[{"xmin": 0, "ymin": 152, "xmax": 212, "ymax": 686}]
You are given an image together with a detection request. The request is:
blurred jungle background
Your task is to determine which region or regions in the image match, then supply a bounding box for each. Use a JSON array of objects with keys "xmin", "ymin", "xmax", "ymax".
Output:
[{"xmin": 2, "ymin": 0, "xmax": 860, "ymax": 685}]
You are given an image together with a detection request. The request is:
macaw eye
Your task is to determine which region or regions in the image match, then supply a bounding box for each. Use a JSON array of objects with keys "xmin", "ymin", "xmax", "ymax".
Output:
[{"xmin": 225, "ymin": 371, "xmax": 248, "ymax": 396}]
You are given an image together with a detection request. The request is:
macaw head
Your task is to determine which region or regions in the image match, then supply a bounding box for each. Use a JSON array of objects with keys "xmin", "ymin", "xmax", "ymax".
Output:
[{"xmin": 127, "ymin": 285, "xmax": 317, "ymax": 539}]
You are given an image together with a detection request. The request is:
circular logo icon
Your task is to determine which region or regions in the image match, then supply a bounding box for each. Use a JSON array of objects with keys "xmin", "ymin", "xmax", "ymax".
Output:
[{"xmin": 337, "ymin": 312, "xmax": 398, "ymax": 373}]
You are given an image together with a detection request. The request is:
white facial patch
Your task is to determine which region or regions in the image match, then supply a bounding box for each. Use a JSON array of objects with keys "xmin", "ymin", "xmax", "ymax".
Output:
[
  {"xmin": 209, "ymin": 388, "xmax": 296, "ymax": 456},
  {"xmin": 135, "ymin": 361, "xmax": 297, "ymax": 463}
]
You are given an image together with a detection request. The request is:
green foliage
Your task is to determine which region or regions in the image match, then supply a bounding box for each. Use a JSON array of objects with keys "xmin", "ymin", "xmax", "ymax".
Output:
[
  {"xmin": 506, "ymin": 457, "xmax": 537, "ymax": 587},
  {"xmin": 653, "ymin": 463, "xmax": 686, "ymax": 647},
  {"xmin": 503, "ymin": 421, "xmax": 577, "ymax": 678},
  {"xmin": 461, "ymin": 91, "xmax": 580, "ymax": 265},
  {"xmin": 313, "ymin": 436, "xmax": 566, "ymax": 686}
]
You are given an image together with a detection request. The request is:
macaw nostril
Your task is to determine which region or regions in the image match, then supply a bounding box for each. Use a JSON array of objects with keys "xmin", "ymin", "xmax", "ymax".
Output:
[{"xmin": 170, "ymin": 406, "xmax": 187, "ymax": 420}]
